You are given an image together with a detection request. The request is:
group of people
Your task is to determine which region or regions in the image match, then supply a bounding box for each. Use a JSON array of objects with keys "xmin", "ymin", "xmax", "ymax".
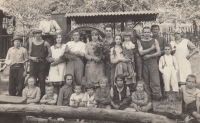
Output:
[{"xmin": 2, "ymin": 10, "xmax": 200, "ymax": 121}]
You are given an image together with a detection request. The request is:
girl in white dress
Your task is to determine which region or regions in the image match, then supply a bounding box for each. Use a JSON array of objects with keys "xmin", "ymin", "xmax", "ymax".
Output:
[
  {"xmin": 170, "ymin": 29, "xmax": 198, "ymax": 83},
  {"xmin": 47, "ymin": 34, "xmax": 67, "ymax": 94}
]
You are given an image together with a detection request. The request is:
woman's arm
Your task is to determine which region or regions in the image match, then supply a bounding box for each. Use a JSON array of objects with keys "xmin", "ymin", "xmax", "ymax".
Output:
[
  {"xmin": 46, "ymin": 47, "xmax": 54, "ymax": 63},
  {"xmin": 187, "ymin": 40, "xmax": 199, "ymax": 60}
]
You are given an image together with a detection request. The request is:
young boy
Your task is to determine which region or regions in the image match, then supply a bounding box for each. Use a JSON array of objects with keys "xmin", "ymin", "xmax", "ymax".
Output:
[
  {"xmin": 70, "ymin": 85, "xmax": 84, "ymax": 107},
  {"xmin": 82, "ymin": 84, "xmax": 96, "ymax": 107},
  {"xmin": 110, "ymin": 74, "xmax": 131, "ymax": 110},
  {"xmin": 159, "ymin": 44, "xmax": 179, "ymax": 100},
  {"xmin": 40, "ymin": 85, "xmax": 58, "ymax": 105},
  {"xmin": 180, "ymin": 75, "xmax": 200, "ymax": 120}
]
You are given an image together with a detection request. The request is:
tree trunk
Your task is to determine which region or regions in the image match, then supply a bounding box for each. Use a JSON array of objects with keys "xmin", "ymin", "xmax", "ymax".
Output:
[{"xmin": 0, "ymin": 104, "xmax": 176, "ymax": 123}]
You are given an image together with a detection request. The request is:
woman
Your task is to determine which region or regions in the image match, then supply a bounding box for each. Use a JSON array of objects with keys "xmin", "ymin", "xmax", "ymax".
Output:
[
  {"xmin": 170, "ymin": 29, "xmax": 198, "ymax": 83},
  {"xmin": 47, "ymin": 34, "xmax": 67, "ymax": 94},
  {"xmin": 85, "ymin": 30, "xmax": 105, "ymax": 87}
]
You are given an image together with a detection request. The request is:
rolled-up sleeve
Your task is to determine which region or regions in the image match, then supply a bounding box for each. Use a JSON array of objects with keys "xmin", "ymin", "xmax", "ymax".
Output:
[{"xmin": 187, "ymin": 40, "xmax": 199, "ymax": 53}]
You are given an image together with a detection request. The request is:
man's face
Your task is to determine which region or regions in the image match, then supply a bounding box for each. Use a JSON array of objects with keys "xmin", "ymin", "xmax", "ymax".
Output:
[
  {"xmin": 73, "ymin": 32, "xmax": 80, "ymax": 41},
  {"xmin": 143, "ymin": 28, "xmax": 151, "ymax": 39},
  {"xmin": 126, "ymin": 21, "xmax": 134, "ymax": 31},
  {"xmin": 46, "ymin": 14, "xmax": 51, "ymax": 21},
  {"xmin": 174, "ymin": 33, "xmax": 181, "ymax": 40},
  {"xmin": 34, "ymin": 32, "xmax": 42, "ymax": 38},
  {"xmin": 13, "ymin": 40, "xmax": 21, "ymax": 47},
  {"xmin": 105, "ymin": 27, "xmax": 112, "ymax": 37},
  {"xmin": 152, "ymin": 27, "xmax": 160, "ymax": 35}
]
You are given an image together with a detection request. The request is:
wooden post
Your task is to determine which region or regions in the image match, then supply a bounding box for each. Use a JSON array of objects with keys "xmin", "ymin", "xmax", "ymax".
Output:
[
  {"xmin": 66, "ymin": 17, "xmax": 71, "ymax": 34},
  {"xmin": 0, "ymin": 104, "xmax": 176, "ymax": 123}
]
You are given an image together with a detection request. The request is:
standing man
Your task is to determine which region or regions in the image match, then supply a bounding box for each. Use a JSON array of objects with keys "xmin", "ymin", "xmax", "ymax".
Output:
[
  {"xmin": 39, "ymin": 10, "xmax": 62, "ymax": 46},
  {"xmin": 138, "ymin": 27, "xmax": 162, "ymax": 101},
  {"xmin": 151, "ymin": 24, "xmax": 167, "ymax": 97},
  {"xmin": 29, "ymin": 29, "xmax": 50, "ymax": 97},
  {"xmin": 5, "ymin": 35, "xmax": 28, "ymax": 96}
]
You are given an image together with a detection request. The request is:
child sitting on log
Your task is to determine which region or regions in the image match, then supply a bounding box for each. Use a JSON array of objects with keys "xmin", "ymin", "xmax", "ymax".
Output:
[
  {"xmin": 57, "ymin": 74, "xmax": 74, "ymax": 106},
  {"xmin": 22, "ymin": 76, "xmax": 41, "ymax": 104},
  {"xmin": 129, "ymin": 80, "xmax": 152, "ymax": 112},
  {"xmin": 180, "ymin": 75, "xmax": 200, "ymax": 121},
  {"xmin": 82, "ymin": 84, "xmax": 96, "ymax": 107},
  {"xmin": 69, "ymin": 85, "xmax": 84, "ymax": 107},
  {"xmin": 110, "ymin": 74, "xmax": 131, "ymax": 110},
  {"xmin": 95, "ymin": 77, "xmax": 111, "ymax": 109},
  {"xmin": 40, "ymin": 85, "xmax": 58, "ymax": 105}
]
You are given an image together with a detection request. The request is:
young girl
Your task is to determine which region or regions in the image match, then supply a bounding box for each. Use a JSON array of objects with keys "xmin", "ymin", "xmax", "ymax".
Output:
[
  {"xmin": 82, "ymin": 84, "xmax": 96, "ymax": 107},
  {"xmin": 95, "ymin": 77, "xmax": 111, "ymax": 109},
  {"xmin": 22, "ymin": 76, "xmax": 41, "ymax": 104},
  {"xmin": 69, "ymin": 85, "xmax": 84, "ymax": 107},
  {"xmin": 57, "ymin": 74, "xmax": 74, "ymax": 106},
  {"xmin": 47, "ymin": 34, "xmax": 67, "ymax": 94},
  {"xmin": 110, "ymin": 74, "xmax": 131, "ymax": 110},
  {"xmin": 110, "ymin": 35, "xmax": 135, "ymax": 92},
  {"xmin": 180, "ymin": 74, "xmax": 200, "ymax": 119},
  {"xmin": 159, "ymin": 44, "xmax": 179, "ymax": 100},
  {"xmin": 40, "ymin": 85, "xmax": 58, "ymax": 105},
  {"xmin": 130, "ymin": 80, "xmax": 152, "ymax": 112}
]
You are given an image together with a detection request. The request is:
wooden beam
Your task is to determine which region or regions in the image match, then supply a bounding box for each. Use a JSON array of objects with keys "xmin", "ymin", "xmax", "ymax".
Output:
[
  {"xmin": 0, "ymin": 104, "xmax": 176, "ymax": 123},
  {"xmin": 0, "ymin": 95, "xmax": 27, "ymax": 104}
]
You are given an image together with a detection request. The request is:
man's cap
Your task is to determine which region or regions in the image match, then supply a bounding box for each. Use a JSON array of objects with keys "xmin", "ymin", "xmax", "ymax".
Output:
[{"xmin": 11, "ymin": 35, "xmax": 23, "ymax": 42}]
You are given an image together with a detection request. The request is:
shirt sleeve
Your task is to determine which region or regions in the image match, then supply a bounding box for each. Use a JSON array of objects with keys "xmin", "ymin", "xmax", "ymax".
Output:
[
  {"xmin": 23, "ymin": 48, "xmax": 28, "ymax": 63},
  {"xmin": 143, "ymin": 92, "xmax": 148, "ymax": 104},
  {"xmin": 39, "ymin": 21, "xmax": 43, "ymax": 31},
  {"xmin": 53, "ymin": 93, "xmax": 58, "ymax": 101},
  {"xmin": 126, "ymin": 86, "xmax": 130, "ymax": 97},
  {"xmin": 110, "ymin": 88, "xmax": 114, "ymax": 98},
  {"xmin": 53, "ymin": 20, "xmax": 62, "ymax": 33},
  {"xmin": 129, "ymin": 42, "xmax": 135, "ymax": 49},
  {"xmin": 80, "ymin": 43, "xmax": 86, "ymax": 54},
  {"xmin": 187, "ymin": 40, "xmax": 199, "ymax": 53},
  {"xmin": 22, "ymin": 88, "xmax": 27, "ymax": 98},
  {"xmin": 69, "ymin": 93, "xmax": 75, "ymax": 106},
  {"xmin": 5, "ymin": 48, "xmax": 11, "ymax": 65}
]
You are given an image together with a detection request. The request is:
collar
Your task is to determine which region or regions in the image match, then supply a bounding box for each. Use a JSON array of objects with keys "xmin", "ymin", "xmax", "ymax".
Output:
[
  {"xmin": 12, "ymin": 46, "xmax": 21, "ymax": 49},
  {"xmin": 116, "ymin": 85, "xmax": 124, "ymax": 92},
  {"xmin": 54, "ymin": 44, "xmax": 63, "ymax": 49}
]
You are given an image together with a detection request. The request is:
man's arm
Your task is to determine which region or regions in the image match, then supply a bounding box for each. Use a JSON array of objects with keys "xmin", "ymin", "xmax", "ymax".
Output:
[
  {"xmin": 53, "ymin": 20, "xmax": 62, "ymax": 34},
  {"xmin": 138, "ymin": 40, "xmax": 155, "ymax": 56}
]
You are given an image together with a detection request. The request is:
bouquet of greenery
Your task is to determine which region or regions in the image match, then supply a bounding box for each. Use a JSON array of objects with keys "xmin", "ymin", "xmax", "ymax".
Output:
[{"xmin": 93, "ymin": 42, "xmax": 110, "ymax": 61}]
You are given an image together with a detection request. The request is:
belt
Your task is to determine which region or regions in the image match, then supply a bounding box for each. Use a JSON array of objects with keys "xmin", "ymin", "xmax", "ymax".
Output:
[{"xmin": 11, "ymin": 63, "xmax": 23, "ymax": 67}]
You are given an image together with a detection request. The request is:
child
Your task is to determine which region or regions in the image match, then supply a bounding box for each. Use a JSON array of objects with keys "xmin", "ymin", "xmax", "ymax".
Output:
[
  {"xmin": 159, "ymin": 44, "xmax": 179, "ymax": 100},
  {"xmin": 180, "ymin": 75, "xmax": 200, "ymax": 120},
  {"xmin": 40, "ymin": 85, "xmax": 58, "ymax": 105},
  {"xmin": 130, "ymin": 80, "xmax": 152, "ymax": 112},
  {"xmin": 110, "ymin": 74, "xmax": 131, "ymax": 110},
  {"xmin": 69, "ymin": 85, "xmax": 84, "ymax": 107},
  {"xmin": 22, "ymin": 76, "xmax": 41, "ymax": 104},
  {"xmin": 47, "ymin": 34, "xmax": 67, "ymax": 95},
  {"xmin": 95, "ymin": 77, "xmax": 111, "ymax": 109},
  {"xmin": 57, "ymin": 74, "xmax": 74, "ymax": 106},
  {"xmin": 82, "ymin": 84, "xmax": 96, "ymax": 107},
  {"xmin": 122, "ymin": 31, "xmax": 135, "ymax": 77}
]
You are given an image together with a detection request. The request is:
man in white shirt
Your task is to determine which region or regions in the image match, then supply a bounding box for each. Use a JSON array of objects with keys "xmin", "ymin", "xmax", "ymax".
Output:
[{"xmin": 39, "ymin": 10, "xmax": 62, "ymax": 46}]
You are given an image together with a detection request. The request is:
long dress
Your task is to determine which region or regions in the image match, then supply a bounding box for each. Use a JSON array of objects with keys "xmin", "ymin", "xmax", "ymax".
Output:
[
  {"xmin": 170, "ymin": 39, "xmax": 194, "ymax": 82},
  {"xmin": 48, "ymin": 44, "xmax": 67, "ymax": 82},
  {"xmin": 85, "ymin": 42, "xmax": 105, "ymax": 86}
]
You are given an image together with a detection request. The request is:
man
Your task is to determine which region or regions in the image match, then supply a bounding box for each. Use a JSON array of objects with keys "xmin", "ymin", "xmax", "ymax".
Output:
[
  {"xmin": 29, "ymin": 29, "xmax": 50, "ymax": 96},
  {"xmin": 151, "ymin": 24, "xmax": 167, "ymax": 97},
  {"xmin": 5, "ymin": 35, "xmax": 28, "ymax": 96},
  {"xmin": 39, "ymin": 10, "xmax": 62, "ymax": 46},
  {"xmin": 125, "ymin": 19, "xmax": 142, "ymax": 81},
  {"xmin": 138, "ymin": 27, "xmax": 162, "ymax": 100}
]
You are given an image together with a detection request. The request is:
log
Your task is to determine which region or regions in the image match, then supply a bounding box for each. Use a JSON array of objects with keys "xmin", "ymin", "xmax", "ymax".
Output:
[
  {"xmin": 0, "ymin": 95, "xmax": 27, "ymax": 104},
  {"xmin": 0, "ymin": 104, "xmax": 176, "ymax": 123}
]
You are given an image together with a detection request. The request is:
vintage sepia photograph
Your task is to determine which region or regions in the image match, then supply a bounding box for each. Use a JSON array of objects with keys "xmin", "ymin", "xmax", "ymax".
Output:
[{"xmin": 0, "ymin": 0, "xmax": 200, "ymax": 123}]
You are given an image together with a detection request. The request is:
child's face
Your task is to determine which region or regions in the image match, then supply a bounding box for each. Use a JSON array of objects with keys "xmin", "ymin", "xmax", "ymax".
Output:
[
  {"xmin": 124, "ymin": 35, "xmax": 131, "ymax": 42},
  {"xmin": 99, "ymin": 80, "xmax": 107, "ymax": 89},
  {"xmin": 116, "ymin": 78, "xmax": 124, "ymax": 87},
  {"xmin": 56, "ymin": 35, "xmax": 62, "ymax": 44},
  {"xmin": 46, "ymin": 87, "xmax": 54, "ymax": 96},
  {"xmin": 136, "ymin": 83, "xmax": 144, "ymax": 92},
  {"xmin": 87, "ymin": 88, "xmax": 94, "ymax": 96},
  {"xmin": 91, "ymin": 33, "xmax": 98, "ymax": 41},
  {"xmin": 164, "ymin": 47, "xmax": 171, "ymax": 55},
  {"xmin": 74, "ymin": 86, "xmax": 81, "ymax": 94},
  {"xmin": 65, "ymin": 76, "xmax": 73, "ymax": 86},
  {"xmin": 115, "ymin": 36, "xmax": 122, "ymax": 45},
  {"xmin": 28, "ymin": 78, "xmax": 35, "ymax": 88},
  {"xmin": 13, "ymin": 40, "xmax": 21, "ymax": 47},
  {"xmin": 186, "ymin": 77, "xmax": 196, "ymax": 89}
]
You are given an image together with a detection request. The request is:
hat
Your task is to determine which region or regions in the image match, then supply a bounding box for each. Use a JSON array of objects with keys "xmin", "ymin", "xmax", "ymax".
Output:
[
  {"xmin": 45, "ymin": 10, "xmax": 52, "ymax": 15},
  {"xmin": 174, "ymin": 28, "xmax": 182, "ymax": 34},
  {"xmin": 11, "ymin": 35, "xmax": 23, "ymax": 42},
  {"xmin": 32, "ymin": 29, "xmax": 42, "ymax": 34}
]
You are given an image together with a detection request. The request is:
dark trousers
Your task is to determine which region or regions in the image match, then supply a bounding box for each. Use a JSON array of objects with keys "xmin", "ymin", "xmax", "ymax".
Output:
[
  {"xmin": 29, "ymin": 60, "xmax": 46, "ymax": 97},
  {"xmin": 134, "ymin": 52, "xmax": 143, "ymax": 81},
  {"xmin": 9, "ymin": 64, "xmax": 25, "ymax": 96}
]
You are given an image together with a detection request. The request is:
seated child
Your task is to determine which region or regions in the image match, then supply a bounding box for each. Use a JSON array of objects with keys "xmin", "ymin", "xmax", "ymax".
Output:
[
  {"xmin": 180, "ymin": 75, "xmax": 200, "ymax": 120},
  {"xmin": 22, "ymin": 76, "xmax": 41, "ymax": 104},
  {"xmin": 159, "ymin": 44, "xmax": 179, "ymax": 100},
  {"xmin": 70, "ymin": 85, "xmax": 84, "ymax": 107},
  {"xmin": 130, "ymin": 80, "xmax": 152, "ymax": 112},
  {"xmin": 110, "ymin": 74, "xmax": 131, "ymax": 110},
  {"xmin": 40, "ymin": 85, "xmax": 58, "ymax": 105},
  {"xmin": 57, "ymin": 74, "xmax": 74, "ymax": 106},
  {"xmin": 95, "ymin": 77, "xmax": 111, "ymax": 109},
  {"xmin": 82, "ymin": 84, "xmax": 96, "ymax": 107}
]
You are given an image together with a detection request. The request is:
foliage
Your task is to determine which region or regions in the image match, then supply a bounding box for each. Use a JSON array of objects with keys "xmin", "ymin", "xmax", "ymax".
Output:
[{"xmin": 93, "ymin": 42, "xmax": 110, "ymax": 61}]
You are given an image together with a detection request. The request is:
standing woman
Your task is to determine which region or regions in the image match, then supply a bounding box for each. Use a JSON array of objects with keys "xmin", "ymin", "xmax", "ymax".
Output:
[
  {"xmin": 170, "ymin": 29, "xmax": 198, "ymax": 83},
  {"xmin": 85, "ymin": 30, "xmax": 105, "ymax": 87},
  {"xmin": 47, "ymin": 34, "xmax": 67, "ymax": 94}
]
